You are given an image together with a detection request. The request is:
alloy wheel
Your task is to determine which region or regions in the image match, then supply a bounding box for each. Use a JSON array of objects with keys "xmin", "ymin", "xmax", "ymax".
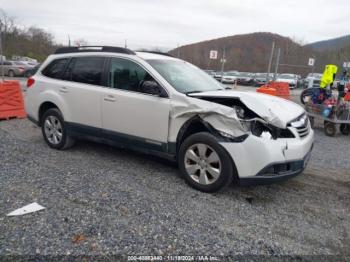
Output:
[
  {"xmin": 44, "ymin": 115, "xmax": 63, "ymax": 145},
  {"xmin": 184, "ymin": 143, "xmax": 221, "ymax": 185}
]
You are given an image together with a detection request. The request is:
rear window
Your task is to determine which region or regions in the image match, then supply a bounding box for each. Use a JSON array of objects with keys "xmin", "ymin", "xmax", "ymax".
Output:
[{"xmin": 42, "ymin": 58, "xmax": 69, "ymax": 79}]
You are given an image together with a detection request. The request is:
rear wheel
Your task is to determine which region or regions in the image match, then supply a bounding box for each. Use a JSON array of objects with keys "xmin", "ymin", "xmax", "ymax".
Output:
[
  {"xmin": 340, "ymin": 124, "xmax": 350, "ymax": 135},
  {"xmin": 324, "ymin": 121, "xmax": 337, "ymax": 137},
  {"xmin": 178, "ymin": 132, "xmax": 236, "ymax": 193},
  {"xmin": 41, "ymin": 108, "xmax": 75, "ymax": 150}
]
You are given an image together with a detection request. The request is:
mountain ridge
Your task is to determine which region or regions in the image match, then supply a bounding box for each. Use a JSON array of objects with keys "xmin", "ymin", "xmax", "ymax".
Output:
[
  {"xmin": 169, "ymin": 32, "xmax": 350, "ymax": 75},
  {"xmin": 305, "ymin": 34, "xmax": 350, "ymax": 51}
]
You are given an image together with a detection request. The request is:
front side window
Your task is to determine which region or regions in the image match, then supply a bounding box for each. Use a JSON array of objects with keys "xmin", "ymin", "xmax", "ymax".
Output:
[
  {"xmin": 108, "ymin": 58, "xmax": 154, "ymax": 93},
  {"xmin": 70, "ymin": 57, "xmax": 105, "ymax": 85},
  {"xmin": 42, "ymin": 58, "xmax": 69, "ymax": 79}
]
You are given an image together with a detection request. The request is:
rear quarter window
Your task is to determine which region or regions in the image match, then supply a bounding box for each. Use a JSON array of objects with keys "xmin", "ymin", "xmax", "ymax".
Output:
[{"xmin": 42, "ymin": 58, "xmax": 69, "ymax": 79}]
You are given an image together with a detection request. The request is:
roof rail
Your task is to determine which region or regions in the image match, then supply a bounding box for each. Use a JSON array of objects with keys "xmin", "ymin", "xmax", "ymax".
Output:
[
  {"xmin": 136, "ymin": 51, "xmax": 174, "ymax": 58},
  {"xmin": 54, "ymin": 46, "xmax": 136, "ymax": 55}
]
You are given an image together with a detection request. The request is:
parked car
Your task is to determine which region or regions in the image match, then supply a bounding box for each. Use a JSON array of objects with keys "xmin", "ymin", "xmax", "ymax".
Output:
[
  {"xmin": 24, "ymin": 63, "xmax": 41, "ymax": 77},
  {"xmin": 303, "ymin": 73, "xmax": 322, "ymax": 89},
  {"xmin": 25, "ymin": 46, "xmax": 313, "ymax": 192},
  {"xmin": 203, "ymin": 70, "xmax": 215, "ymax": 77},
  {"xmin": 213, "ymin": 71, "xmax": 223, "ymax": 81},
  {"xmin": 253, "ymin": 73, "xmax": 272, "ymax": 86},
  {"xmin": 303, "ymin": 73, "xmax": 340, "ymax": 89},
  {"xmin": 236, "ymin": 72, "xmax": 254, "ymax": 85},
  {"xmin": 0, "ymin": 61, "xmax": 31, "ymax": 77},
  {"xmin": 221, "ymin": 71, "xmax": 239, "ymax": 83},
  {"xmin": 276, "ymin": 74, "xmax": 299, "ymax": 89}
]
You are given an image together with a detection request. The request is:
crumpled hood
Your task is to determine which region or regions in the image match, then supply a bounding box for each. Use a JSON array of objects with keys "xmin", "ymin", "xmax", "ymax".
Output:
[{"xmin": 188, "ymin": 90, "xmax": 305, "ymax": 128}]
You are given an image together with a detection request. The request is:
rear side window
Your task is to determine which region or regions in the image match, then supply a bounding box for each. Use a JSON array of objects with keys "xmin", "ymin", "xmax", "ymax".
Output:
[
  {"xmin": 42, "ymin": 58, "xmax": 69, "ymax": 79},
  {"xmin": 70, "ymin": 57, "xmax": 105, "ymax": 86}
]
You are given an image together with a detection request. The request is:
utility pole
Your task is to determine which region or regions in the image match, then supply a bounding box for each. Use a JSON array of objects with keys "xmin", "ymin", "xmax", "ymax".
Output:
[
  {"xmin": 0, "ymin": 28, "xmax": 4, "ymax": 82},
  {"xmin": 311, "ymin": 55, "xmax": 316, "ymax": 74},
  {"xmin": 220, "ymin": 45, "xmax": 226, "ymax": 83},
  {"xmin": 68, "ymin": 35, "xmax": 71, "ymax": 47},
  {"xmin": 124, "ymin": 39, "xmax": 127, "ymax": 48},
  {"xmin": 274, "ymin": 48, "xmax": 281, "ymax": 80},
  {"xmin": 177, "ymin": 43, "xmax": 180, "ymax": 58},
  {"xmin": 266, "ymin": 41, "xmax": 275, "ymax": 83}
]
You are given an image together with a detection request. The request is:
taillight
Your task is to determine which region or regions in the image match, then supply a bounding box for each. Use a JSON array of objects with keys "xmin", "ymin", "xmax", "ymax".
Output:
[
  {"xmin": 18, "ymin": 67, "xmax": 25, "ymax": 71},
  {"xmin": 27, "ymin": 77, "xmax": 35, "ymax": 88}
]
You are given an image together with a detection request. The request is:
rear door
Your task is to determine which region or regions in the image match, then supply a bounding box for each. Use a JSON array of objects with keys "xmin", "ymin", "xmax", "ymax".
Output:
[
  {"xmin": 57, "ymin": 56, "xmax": 107, "ymax": 129},
  {"xmin": 101, "ymin": 57, "xmax": 170, "ymax": 149}
]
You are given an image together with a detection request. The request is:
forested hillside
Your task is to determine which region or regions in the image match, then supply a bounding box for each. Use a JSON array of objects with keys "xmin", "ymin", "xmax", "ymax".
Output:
[
  {"xmin": 169, "ymin": 32, "xmax": 350, "ymax": 75},
  {"xmin": 0, "ymin": 10, "xmax": 57, "ymax": 62},
  {"xmin": 305, "ymin": 34, "xmax": 350, "ymax": 51}
]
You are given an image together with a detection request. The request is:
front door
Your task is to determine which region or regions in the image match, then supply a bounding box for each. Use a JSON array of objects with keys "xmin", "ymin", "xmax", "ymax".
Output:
[{"xmin": 101, "ymin": 57, "xmax": 170, "ymax": 150}]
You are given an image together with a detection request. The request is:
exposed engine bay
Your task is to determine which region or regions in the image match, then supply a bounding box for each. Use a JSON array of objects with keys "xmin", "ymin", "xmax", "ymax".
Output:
[{"xmin": 192, "ymin": 96, "xmax": 295, "ymax": 140}]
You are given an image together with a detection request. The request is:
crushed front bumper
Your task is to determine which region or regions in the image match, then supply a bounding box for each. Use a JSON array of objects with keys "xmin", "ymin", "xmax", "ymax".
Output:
[
  {"xmin": 239, "ymin": 145, "xmax": 313, "ymax": 185},
  {"xmin": 220, "ymin": 128, "xmax": 314, "ymax": 185}
]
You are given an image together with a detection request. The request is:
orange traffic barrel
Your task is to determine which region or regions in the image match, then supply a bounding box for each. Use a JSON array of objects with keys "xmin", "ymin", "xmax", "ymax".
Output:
[
  {"xmin": 256, "ymin": 86, "xmax": 277, "ymax": 96},
  {"xmin": 0, "ymin": 80, "xmax": 26, "ymax": 120}
]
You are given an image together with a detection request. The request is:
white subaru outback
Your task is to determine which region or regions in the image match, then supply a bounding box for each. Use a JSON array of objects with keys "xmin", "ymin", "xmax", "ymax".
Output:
[{"xmin": 25, "ymin": 46, "xmax": 314, "ymax": 192}]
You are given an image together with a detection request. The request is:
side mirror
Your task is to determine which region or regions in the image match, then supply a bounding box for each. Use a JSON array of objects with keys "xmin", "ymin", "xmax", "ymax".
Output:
[{"xmin": 140, "ymin": 80, "xmax": 164, "ymax": 96}]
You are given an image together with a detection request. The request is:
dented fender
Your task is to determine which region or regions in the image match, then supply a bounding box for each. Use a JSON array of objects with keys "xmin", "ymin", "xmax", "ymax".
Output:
[{"xmin": 168, "ymin": 93, "xmax": 248, "ymax": 143}]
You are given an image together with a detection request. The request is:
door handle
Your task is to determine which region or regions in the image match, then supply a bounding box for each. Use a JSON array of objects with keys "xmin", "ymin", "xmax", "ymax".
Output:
[
  {"xmin": 59, "ymin": 87, "xmax": 68, "ymax": 93},
  {"xmin": 104, "ymin": 95, "xmax": 116, "ymax": 102}
]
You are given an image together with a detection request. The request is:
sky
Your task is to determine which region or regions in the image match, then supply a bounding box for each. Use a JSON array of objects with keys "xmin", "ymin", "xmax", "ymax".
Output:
[{"xmin": 1, "ymin": 0, "xmax": 350, "ymax": 51}]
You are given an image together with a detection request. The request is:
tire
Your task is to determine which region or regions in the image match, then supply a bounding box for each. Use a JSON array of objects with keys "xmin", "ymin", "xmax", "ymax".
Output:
[
  {"xmin": 300, "ymin": 89, "xmax": 314, "ymax": 105},
  {"xmin": 178, "ymin": 132, "xmax": 236, "ymax": 193},
  {"xmin": 309, "ymin": 117, "xmax": 315, "ymax": 129},
  {"xmin": 8, "ymin": 70, "xmax": 15, "ymax": 77},
  {"xmin": 340, "ymin": 124, "xmax": 350, "ymax": 136},
  {"xmin": 41, "ymin": 108, "xmax": 75, "ymax": 150},
  {"xmin": 324, "ymin": 121, "xmax": 337, "ymax": 137}
]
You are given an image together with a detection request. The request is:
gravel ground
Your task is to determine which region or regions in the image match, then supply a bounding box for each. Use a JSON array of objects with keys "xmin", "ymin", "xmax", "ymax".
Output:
[
  {"xmin": 0, "ymin": 118, "xmax": 349, "ymax": 258},
  {"xmin": 0, "ymin": 80, "xmax": 349, "ymax": 259}
]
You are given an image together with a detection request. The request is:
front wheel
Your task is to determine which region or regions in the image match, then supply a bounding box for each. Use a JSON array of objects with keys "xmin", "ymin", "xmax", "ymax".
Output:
[
  {"xmin": 324, "ymin": 121, "xmax": 337, "ymax": 137},
  {"xmin": 41, "ymin": 108, "xmax": 75, "ymax": 150},
  {"xmin": 178, "ymin": 132, "xmax": 236, "ymax": 193}
]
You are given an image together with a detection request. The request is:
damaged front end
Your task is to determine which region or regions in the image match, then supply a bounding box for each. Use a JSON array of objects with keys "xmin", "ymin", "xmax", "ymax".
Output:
[
  {"xmin": 169, "ymin": 91, "xmax": 299, "ymax": 142},
  {"xmin": 200, "ymin": 96, "xmax": 296, "ymax": 140}
]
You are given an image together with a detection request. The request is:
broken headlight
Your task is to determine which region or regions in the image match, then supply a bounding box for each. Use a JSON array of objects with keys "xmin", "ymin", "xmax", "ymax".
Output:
[
  {"xmin": 234, "ymin": 106, "xmax": 294, "ymax": 139},
  {"xmin": 240, "ymin": 119, "xmax": 275, "ymax": 139}
]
